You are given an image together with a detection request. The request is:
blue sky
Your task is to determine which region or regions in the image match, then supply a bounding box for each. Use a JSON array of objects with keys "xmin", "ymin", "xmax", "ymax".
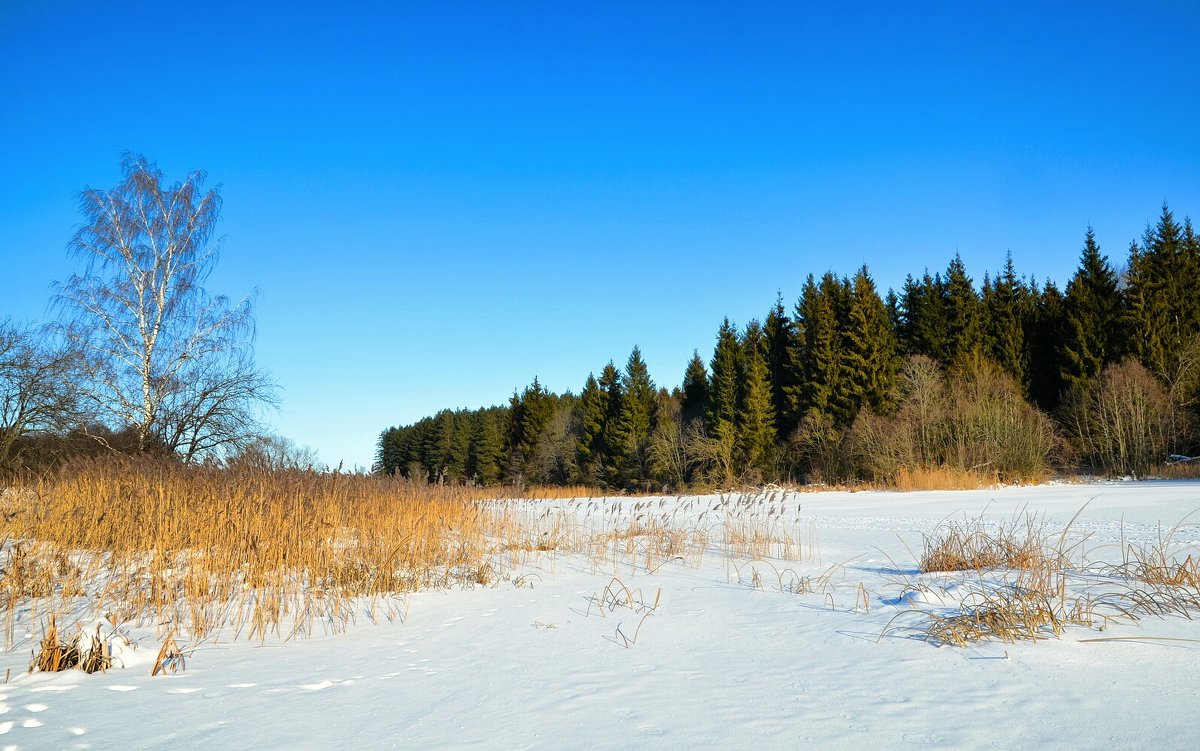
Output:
[{"xmin": 2, "ymin": 2, "xmax": 1199, "ymax": 469}]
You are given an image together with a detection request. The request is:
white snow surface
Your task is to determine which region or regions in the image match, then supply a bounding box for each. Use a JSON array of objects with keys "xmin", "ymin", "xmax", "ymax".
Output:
[{"xmin": 3, "ymin": 481, "xmax": 1200, "ymax": 749}]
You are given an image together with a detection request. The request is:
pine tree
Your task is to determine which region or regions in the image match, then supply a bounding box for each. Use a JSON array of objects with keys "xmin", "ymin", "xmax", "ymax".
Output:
[
  {"xmin": 981, "ymin": 253, "xmax": 1029, "ymax": 391},
  {"xmin": 1125, "ymin": 204, "xmax": 1200, "ymax": 378},
  {"xmin": 845, "ymin": 266, "xmax": 898, "ymax": 414},
  {"xmin": 1026, "ymin": 280, "xmax": 1067, "ymax": 411},
  {"xmin": 736, "ymin": 320, "xmax": 777, "ymax": 476},
  {"xmin": 1061, "ymin": 228, "xmax": 1124, "ymax": 392},
  {"xmin": 680, "ymin": 351, "xmax": 710, "ymax": 425},
  {"xmin": 943, "ymin": 253, "xmax": 982, "ymax": 367},
  {"xmin": 506, "ymin": 377, "xmax": 555, "ymax": 481},
  {"xmin": 897, "ymin": 271, "xmax": 950, "ymax": 361},
  {"xmin": 764, "ymin": 294, "xmax": 802, "ymax": 439},
  {"xmin": 467, "ymin": 408, "xmax": 506, "ymax": 484},
  {"xmin": 575, "ymin": 373, "xmax": 609, "ymax": 483},
  {"xmin": 609, "ymin": 346, "xmax": 657, "ymax": 488},
  {"xmin": 707, "ymin": 318, "xmax": 741, "ymax": 444},
  {"xmin": 795, "ymin": 274, "xmax": 842, "ymax": 423}
]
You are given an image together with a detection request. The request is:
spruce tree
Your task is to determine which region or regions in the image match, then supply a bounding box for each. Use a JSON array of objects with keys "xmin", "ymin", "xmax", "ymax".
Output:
[
  {"xmin": 707, "ymin": 318, "xmax": 741, "ymax": 444},
  {"xmin": 680, "ymin": 351, "xmax": 710, "ymax": 425},
  {"xmin": 1026, "ymin": 279, "xmax": 1067, "ymax": 411},
  {"xmin": 736, "ymin": 320, "xmax": 777, "ymax": 476},
  {"xmin": 897, "ymin": 271, "xmax": 950, "ymax": 361},
  {"xmin": 981, "ymin": 253, "xmax": 1029, "ymax": 391},
  {"xmin": 597, "ymin": 362, "xmax": 623, "ymax": 486},
  {"xmin": 1126, "ymin": 204, "xmax": 1200, "ymax": 378},
  {"xmin": 764, "ymin": 295, "xmax": 802, "ymax": 438},
  {"xmin": 845, "ymin": 266, "xmax": 898, "ymax": 415},
  {"xmin": 609, "ymin": 346, "xmax": 657, "ymax": 488},
  {"xmin": 467, "ymin": 408, "xmax": 506, "ymax": 484},
  {"xmin": 795, "ymin": 274, "xmax": 842, "ymax": 423},
  {"xmin": 1061, "ymin": 228, "xmax": 1123, "ymax": 392},
  {"xmin": 943, "ymin": 253, "xmax": 982, "ymax": 367},
  {"xmin": 575, "ymin": 373, "xmax": 609, "ymax": 483},
  {"xmin": 506, "ymin": 377, "xmax": 555, "ymax": 481}
]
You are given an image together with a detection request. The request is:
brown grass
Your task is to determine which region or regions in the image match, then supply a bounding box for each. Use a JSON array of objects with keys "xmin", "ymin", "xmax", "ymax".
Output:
[
  {"xmin": 899, "ymin": 508, "xmax": 1200, "ymax": 647},
  {"xmin": 918, "ymin": 513, "xmax": 1067, "ymax": 574},
  {"xmin": 2, "ymin": 458, "xmax": 506, "ymax": 643}
]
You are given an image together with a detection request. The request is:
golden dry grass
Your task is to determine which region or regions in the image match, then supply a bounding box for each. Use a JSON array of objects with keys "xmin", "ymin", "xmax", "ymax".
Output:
[
  {"xmin": 3, "ymin": 458, "xmax": 506, "ymax": 643},
  {"xmin": 3, "ymin": 460, "xmax": 817, "ymax": 659},
  {"xmin": 918, "ymin": 514, "xmax": 1067, "ymax": 574},
  {"xmin": 901, "ymin": 508, "xmax": 1200, "ymax": 647}
]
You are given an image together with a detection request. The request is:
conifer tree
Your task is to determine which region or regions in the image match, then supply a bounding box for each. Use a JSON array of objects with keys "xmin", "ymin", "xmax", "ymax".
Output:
[
  {"xmin": 1026, "ymin": 280, "xmax": 1067, "ymax": 411},
  {"xmin": 575, "ymin": 373, "xmax": 609, "ymax": 483},
  {"xmin": 981, "ymin": 253, "xmax": 1029, "ymax": 391},
  {"xmin": 845, "ymin": 266, "xmax": 898, "ymax": 414},
  {"xmin": 609, "ymin": 346, "xmax": 657, "ymax": 488},
  {"xmin": 1061, "ymin": 228, "xmax": 1124, "ymax": 392},
  {"xmin": 707, "ymin": 318, "xmax": 741, "ymax": 444},
  {"xmin": 1125, "ymin": 204, "xmax": 1200, "ymax": 378},
  {"xmin": 680, "ymin": 351, "xmax": 710, "ymax": 425},
  {"xmin": 467, "ymin": 408, "xmax": 506, "ymax": 484},
  {"xmin": 736, "ymin": 321, "xmax": 777, "ymax": 476},
  {"xmin": 595, "ymin": 362, "xmax": 623, "ymax": 485},
  {"xmin": 506, "ymin": 377, "xmax": 555, "ymax": 481},
  {"xmin": 764, "ymin": 295, "xmax": 802, "ymax": 439},
  {"xmin": 795, "ymin": 274, "xmax": 843, "ymax": 423},
  {"xmin": 897, "ymin": 271, "xmax": 950, "ymax": 361},
  {"xmin": 943, "ymin": 253, "xmax": 982, "ymax": 367}
]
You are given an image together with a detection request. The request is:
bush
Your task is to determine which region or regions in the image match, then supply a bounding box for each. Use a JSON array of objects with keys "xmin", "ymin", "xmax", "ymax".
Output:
[{"xmin": 1062, "ymin": 359, "xmax": 1176, "ymax": 477}]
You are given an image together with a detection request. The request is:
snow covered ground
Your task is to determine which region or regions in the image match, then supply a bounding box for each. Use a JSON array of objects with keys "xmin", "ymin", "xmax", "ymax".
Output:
[{"xmin": 2, "ymin": 481, "xmax": 1199, "ymax": 749}]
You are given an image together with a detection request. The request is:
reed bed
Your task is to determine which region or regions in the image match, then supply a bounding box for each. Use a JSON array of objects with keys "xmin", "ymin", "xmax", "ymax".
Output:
[
  {"xmin": 2, "ymin": 458, "xmax": 504, "ymax": 645},
  {"xmin": 3, "ymin": 461, "xmax": 816, "ymax": 668}
]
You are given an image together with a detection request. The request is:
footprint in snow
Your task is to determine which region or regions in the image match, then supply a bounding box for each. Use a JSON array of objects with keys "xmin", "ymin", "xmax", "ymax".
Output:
[
  {"xmin": 22, "ymin": 717, "xmax": 43, "ymax": 728},
  {"xmin": 30, "ymin": 686, "xmax": 74, "ymax": 693},
  {"xmin": 0, "ymin": 721, "xmax": 11, "ymax": 734},
  {"xmin": 105, "ymin": 685, "xmax": 137, "ymax": 692},
  {"xmin": 168, "ymin": 688, "xmax": 200, "ymax": 694},
  {"xmin": 226, "ymin": 683, "xmax": 257, "ymax": 689},
  {"xmin": 25, "ymin": 704, "xmax": 47, "ymax": 713},
  {"xmin": 0, "ymin": 705, "xmax": 7, "ymax": 715}
]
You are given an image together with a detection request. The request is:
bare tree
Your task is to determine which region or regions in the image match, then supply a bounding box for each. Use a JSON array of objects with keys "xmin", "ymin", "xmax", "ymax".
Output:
[
  {"xmin": 0, "ymin": 320, "xmax": 81, "ymax": 466},
  {"xmin": 55, "ymin": 154, "xmax": 276, "ymax": 461},
  {"xmin": 225, "ymin": 433, "xmax": 321, "ymax": 472}
]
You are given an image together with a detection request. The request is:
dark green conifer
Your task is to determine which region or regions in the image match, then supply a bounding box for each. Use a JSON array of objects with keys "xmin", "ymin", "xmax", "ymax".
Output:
[
  {"xmin": 680, "ymin": 351, "xmax": 710, "ymax": 425},
  {"xmin": 737, "ymin": 320, "xmax": 777, "ymax": 476},
  {"xmin": 707, "ymin": 318, "xmax": 741, "ymax": 444},
  {"xmin": 1061, "ymin": 228, "xmax": 1123, "ymax": 392},
  {"xmin": 609, "ymin": 346, "xmax": 657, "ymax": 488}
]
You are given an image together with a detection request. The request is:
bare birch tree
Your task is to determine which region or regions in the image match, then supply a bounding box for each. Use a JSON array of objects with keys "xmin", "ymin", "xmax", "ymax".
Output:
[{"xmin": 55, "ymin": 154, "xmax": 276, "ymax": 460}]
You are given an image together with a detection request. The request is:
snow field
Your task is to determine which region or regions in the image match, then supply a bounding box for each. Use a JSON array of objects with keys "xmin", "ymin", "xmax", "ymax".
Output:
[{"xmin": 1, "ymin": 481, "xmax": 1199, "ymax": 749}]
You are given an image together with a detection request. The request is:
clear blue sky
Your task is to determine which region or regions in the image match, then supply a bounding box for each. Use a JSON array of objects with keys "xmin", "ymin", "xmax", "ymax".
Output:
[{"xmin": 2, "ymin": 2, "xmax": 1198, "ymax": 470}]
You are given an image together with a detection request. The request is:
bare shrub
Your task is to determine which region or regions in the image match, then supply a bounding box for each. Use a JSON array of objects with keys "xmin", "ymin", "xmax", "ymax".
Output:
[
  {"xmin": 847, "ymin": 354, "xmax": 1056, "ymax": 484},
  {"xmin": 1062, "ymin": 359, "xmax": 1174, "ymax": 476}
]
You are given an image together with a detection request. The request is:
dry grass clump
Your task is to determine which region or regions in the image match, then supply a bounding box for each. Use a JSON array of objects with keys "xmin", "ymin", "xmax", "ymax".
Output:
[
  {"xmin": 922, "ymin": 573, "xmax": 1094, "ymax": 646},
  {"xmin": 900, "ymin": 509, "xmax": 1200, "ymax": 647},
  {"xmin": 918, "ymin": 514, "xmax": 1067, "ymax": 574},
  {"xmin": 30, "ymin": 615, "xmax": 112, "ymax": 674}
]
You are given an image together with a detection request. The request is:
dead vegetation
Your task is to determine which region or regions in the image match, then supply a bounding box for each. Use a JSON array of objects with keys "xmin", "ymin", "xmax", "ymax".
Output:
[{"xmin": 890, "ymin": 508, "xmax": 1200, "ymax": 647}]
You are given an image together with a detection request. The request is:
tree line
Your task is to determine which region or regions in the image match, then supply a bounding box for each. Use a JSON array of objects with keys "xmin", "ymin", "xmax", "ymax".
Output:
[{"xmin": 378, "ymin": 204, "xmax": 1200, "ymax": 488}]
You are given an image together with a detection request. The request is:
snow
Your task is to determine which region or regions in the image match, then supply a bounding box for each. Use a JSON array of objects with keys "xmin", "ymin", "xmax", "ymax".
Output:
[{"xmin": 2, "ymin": 481, "xmax": 1199, "ymax": 749}]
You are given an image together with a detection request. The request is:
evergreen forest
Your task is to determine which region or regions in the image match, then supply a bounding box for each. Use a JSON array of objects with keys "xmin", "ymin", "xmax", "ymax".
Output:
[{"xmin": 377, "ymin": 205, "xmax": 1200, "ymax": 489}]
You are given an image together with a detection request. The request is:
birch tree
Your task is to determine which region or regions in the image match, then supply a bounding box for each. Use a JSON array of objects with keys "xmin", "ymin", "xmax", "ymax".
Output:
[{"xmin": 56, "ymin": 154, "xmax": 276, "ymax": 459}]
